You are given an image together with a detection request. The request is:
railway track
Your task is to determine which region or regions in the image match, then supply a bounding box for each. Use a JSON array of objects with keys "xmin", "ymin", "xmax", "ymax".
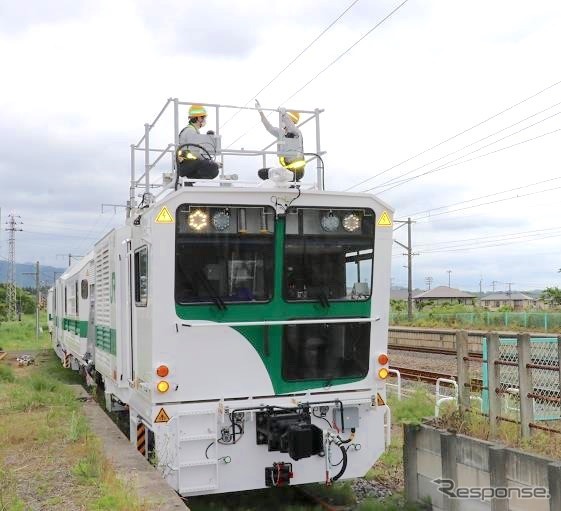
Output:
[
  {"xmin": 389, "ymin": 365, "xmax": 456, "ymax": 384},
  {"xmin": 388, "ymin": 344, "xmax": 482, "ymax": 358}
]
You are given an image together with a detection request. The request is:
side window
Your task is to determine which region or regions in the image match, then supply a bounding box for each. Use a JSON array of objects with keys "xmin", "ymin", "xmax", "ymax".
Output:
[
  {"xmin": 64, "ymin": 286, "xmax": 68, "ymax": 315},
  {"xmin": 134, "ymin": 246, "xmax": 148, "ymax": 306},
  {"xmin": 81, "ymin": 279, "xmax": 89, "ymax": 300}
]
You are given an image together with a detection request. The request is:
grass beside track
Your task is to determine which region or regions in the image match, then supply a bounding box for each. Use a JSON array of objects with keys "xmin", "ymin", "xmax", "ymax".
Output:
[
  {"xmin": 0, "ymin": 312, "xmax": 51, "ymax": 351},
  {"xmin": 0, "ymin": 350, "xmax": 149, "ymax": 511}
]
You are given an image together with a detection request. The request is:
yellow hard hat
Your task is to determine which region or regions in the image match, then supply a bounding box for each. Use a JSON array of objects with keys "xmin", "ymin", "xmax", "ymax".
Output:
[
  {"xmin": 188, "ymin": 104, "xmax": 207, "ymax": 118},
  {"xmin": 287, "ymin": 111, "xmax": 300, "ymax": 124}
]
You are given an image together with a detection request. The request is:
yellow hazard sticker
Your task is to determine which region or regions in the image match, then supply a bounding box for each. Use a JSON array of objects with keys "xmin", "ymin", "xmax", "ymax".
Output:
[
  {"xmin": 377, "ymin": 211, "xmax": 392, "ymax": 227},
  {"xmin": 155, "ymin": 206, "xmax": 174, "ymax": 224},
  {"xmin": 376, "ymin": 393, "xmax": 386, "ymax": 406},
  {"xmin": 155, "ymin": 408, "xmax": 170, "ymax": 423}
]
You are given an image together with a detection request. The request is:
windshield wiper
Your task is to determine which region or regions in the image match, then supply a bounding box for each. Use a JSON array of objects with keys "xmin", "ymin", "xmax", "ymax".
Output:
[
  {"xmin": 317, "ymin": 289, "xmax": 330, "ymax": 309},
  {"xmin": 195, "ymin": 271, "xmax": 228, "ymax": 311}
]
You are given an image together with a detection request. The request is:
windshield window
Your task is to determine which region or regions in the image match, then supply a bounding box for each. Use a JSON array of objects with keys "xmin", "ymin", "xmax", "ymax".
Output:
[
  {"xmin": 175, "ymin": 205, "xmax": 275, "ymax": 304},
  {"xmin": 283, "ymin": 322, "xmax": 370, "ymax": 381},
  {"xmin": 284, "ymin": 207, "xmax": 375, "ymax": 302}
]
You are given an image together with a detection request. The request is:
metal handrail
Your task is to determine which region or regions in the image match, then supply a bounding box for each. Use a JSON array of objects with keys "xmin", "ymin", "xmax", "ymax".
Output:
[
  {"xmin": 181, "ymin": 317, "xmax": 381, "ymax": 328},
  {"xmin": 130, "ymin": 99, "xmax": 326, "ymax": 212}
]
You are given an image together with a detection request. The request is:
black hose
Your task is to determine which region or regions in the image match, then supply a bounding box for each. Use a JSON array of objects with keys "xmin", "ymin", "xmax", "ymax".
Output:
[{"xmin": 331, "ymin": 442, "xmax": 348, "ymax": 481}]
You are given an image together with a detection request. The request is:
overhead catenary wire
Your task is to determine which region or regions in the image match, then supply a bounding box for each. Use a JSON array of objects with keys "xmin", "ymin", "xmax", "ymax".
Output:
[
  {"xmin": 417, "ymin": 232, "xmax": 561, "ymax": 254},
  {"xmin": 219, "ymin": 0, "xmax": 360, "ymax": 130},
  {"xmin": 403, "ymin": 176, "xmax": 561, "ymax": 218},
  {"xmin": 410, "ymin": 184, "xmax": 561, "ymax": 222},
  {"xmin": 371, "ymin": 126, "xmax": 561, "ymax": 194},
  {"xmin": 226, "ymin": 0, "xmax": 410, "ymax": 149},
  {"xmin": 363, "ymin": 102, "xmax": 561, "ymax": 192},
  {"xmin": 412, "ymin": 226, "xmax": 561, "ymax": 249},
  {"xmin": 344, "ymin": 78, "xmax": 561, "ymax": 191},
  {"xmin": 391, "ymin": 230, "xmax": 561, "ymax": 257}
]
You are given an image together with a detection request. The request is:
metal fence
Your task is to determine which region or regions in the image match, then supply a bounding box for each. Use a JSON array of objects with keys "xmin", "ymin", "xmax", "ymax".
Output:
[
  {"xmin": 391, "ymin": 311, "xmax": 561, "ymax": 331},
  {"xmin": 456, "ymin": 331, "xmax": 561, "ymax": 439}
]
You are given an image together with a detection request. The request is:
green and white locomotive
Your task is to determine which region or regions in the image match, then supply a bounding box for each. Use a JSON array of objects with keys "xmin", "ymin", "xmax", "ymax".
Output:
[{"xmin": 49, "ymin": 100, "xmax": 394, "ymax": 496}]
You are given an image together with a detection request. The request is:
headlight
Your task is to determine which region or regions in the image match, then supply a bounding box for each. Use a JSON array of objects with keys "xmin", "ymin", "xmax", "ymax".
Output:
[
  {"xmin": 342, "ymin": 213, "xmax": 360, "ymax": 232},
  {"xmin": 212, "ymin": 210, "xmax": 230, "ymax": 231},
  {"xmin": 320, "ymin": 212, "xmax": 340, "ymax": 232},
  {"xmin": 188, "ymin": 209, "xmax": 208, "ymax": 231}
]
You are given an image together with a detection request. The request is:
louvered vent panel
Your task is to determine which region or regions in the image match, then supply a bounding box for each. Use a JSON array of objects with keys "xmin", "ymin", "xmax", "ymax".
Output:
[{"xmin": 95, "ymin": 247, "xmax": 111, "ymax": 328}]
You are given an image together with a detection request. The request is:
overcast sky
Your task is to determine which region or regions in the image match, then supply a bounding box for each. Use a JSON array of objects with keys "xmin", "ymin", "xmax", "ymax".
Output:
[{"xmin": 1, "ymin": 0, "xmax": 560, "ymax": 292}]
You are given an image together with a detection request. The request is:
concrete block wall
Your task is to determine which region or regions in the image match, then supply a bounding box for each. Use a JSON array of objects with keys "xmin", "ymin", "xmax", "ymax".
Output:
[
  {"xmin": 389, "ymin": 327, "xmax": 483, "ymax": 354},
  {"xmin": 404, "ymin": 423, "xmax": 561, "ymax": 511}
]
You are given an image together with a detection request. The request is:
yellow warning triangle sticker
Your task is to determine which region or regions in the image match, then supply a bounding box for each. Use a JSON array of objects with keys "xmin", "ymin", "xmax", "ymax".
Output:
[
  {"xmin": 377, "ymin": 211, "xmax": 392, "ymax": 227},
  {"xmin": 376, "ymin": 393, "xmax": 386, "ymax": 406},
  {"xmin": 155, "ymin": 206, "xmax": 174, "ymax": 224},
  {"xmin": 155, "ymin": 408, "xmax": 170, "ymax": 423}
]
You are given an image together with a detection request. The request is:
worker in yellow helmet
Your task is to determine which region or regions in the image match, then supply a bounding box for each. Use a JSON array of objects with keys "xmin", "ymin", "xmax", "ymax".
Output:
[
  {"xmin": 255, "ymin": 99, "xmax": 305, "ymax": 181},
  {"xmin": 176, "ymin": 104, "xmax": 219, "ymax": 181}
]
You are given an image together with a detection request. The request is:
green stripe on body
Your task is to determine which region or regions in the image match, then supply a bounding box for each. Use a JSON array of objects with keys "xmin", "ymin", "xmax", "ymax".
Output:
[
  {"xmin": 175, "ymin": 217, "xmax": 372, "ymax": 394},
  {"xmin": 95, "ymin": 325, "xmax": 117, "ymax": 355}
]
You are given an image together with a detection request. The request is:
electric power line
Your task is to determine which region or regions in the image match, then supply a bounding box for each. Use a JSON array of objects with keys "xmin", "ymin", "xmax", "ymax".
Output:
[
  {"xmin": 365, "ymin": 102, "xmax": 561, "ymax": 192},
  {"xmin": 404, "ymin": 175, "xmax": 561, "ymax": 218},
  {"xmin": 219, "ymin": 0, "xmax": 361, "ymax": 130},
  {"xmin": 345, "ymin": 78, "xmax": 561, "ymax": 191},
  {"xmin": 411, "ymin": 183, "xmax": 561, "ymax": 222},
  {"xmin": 226, "ymin": 0, "xmax": 410, "ymax": 149},
  {"xmin": 413, "ymin": 226, "xmax": 561, "ymax": 249},
  {"xmin": 372, "ymin": 126, "xmax": 561, "ymax": 194},
  {"xmin": 417, "ymin": 232, "xmax": 561, "ymax": 254}
]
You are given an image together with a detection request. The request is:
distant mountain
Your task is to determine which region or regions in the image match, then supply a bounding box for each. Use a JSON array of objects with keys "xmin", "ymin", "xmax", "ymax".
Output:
[{"xmin": 0, "ymin": 261, "xmax": 66, "ymax": 287}]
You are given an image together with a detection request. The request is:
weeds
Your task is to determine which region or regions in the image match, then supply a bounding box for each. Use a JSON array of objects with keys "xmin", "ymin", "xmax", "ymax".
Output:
[
  {"xmin": 72, "ymin": 447, "xmax": 103, "ymax": 483},
  {"xmin": 0, "ymin": 364, "xmax": 15, "ymax": 382},
  {"xmin": 67, "ymin": 410, "xmax": 89, "ymax": 442},
  {"xmin": 436, "ymin": 406, "xmax": 561, "ymax": 460},
  {"xmin": 365, "ymin": 438, "xmax": 403, "ymax": 486},
  {"xmin": 0, "ymin": 350, "xmax": 150, "ymax": 510},
  {"xmin": 0, "ymin": 312, "xmax": 51, "ymax": 350},
  {"xmin": 389, "ymin": 387, "xmax": 434, "ymax": 425},
  {"xmin": 358, "ymin": 494, "xmax": 431, "ymax": 510}
]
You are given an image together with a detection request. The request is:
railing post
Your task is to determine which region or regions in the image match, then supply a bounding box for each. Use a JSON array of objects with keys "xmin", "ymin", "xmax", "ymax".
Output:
[
  {"xmin": 315, "ymin": 108, "xmax": 322, "ymax": 189},
  {"xmin": 144, "ymin": 123, "xmax": 150, "ymax": 196},
  {"xmin": 487, "ymin": 332, "xmax": 500, "ymax": 438},
  {"xmin": 403, "ymin": 424, "xmax": 420, "ymax": 504},
  {"xmin": 517, "ymin": 333, "xmax": 534, "ymax": 439},
  {"xmin": 558, "ymin": 336, "xmax": 561, "ymax": 412},
  {"xmin": 456, "ymin": 330, "xmax": 470, "ymax": 414},
  {"xmin": 129, "ymin": 144, "xmax": 136, "ymax": 211},
  {"xmin": 489, "ymin": 446, "xmax": 508, "ymax": 511},
  {"xmin": 548, "ymin": 461, "xmax": 561, "ymax": 511},
  {"xmin": 440, "ymin": 431, "xmax": 458, "ymax": 511}
]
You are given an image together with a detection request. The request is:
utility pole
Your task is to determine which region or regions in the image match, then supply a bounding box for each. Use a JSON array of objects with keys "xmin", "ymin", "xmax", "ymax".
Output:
[
  {"xmin": 23, "ymin": 261, "xmax": 40, "ymax": 341},
  {"xmin": 57, "ymin": 253, "xmax": 83, "ymax": 267},
  {"xmin": 505, "ymin": 282, "xmax": 514, "ymax": 296},
  {"xmin": 394, "ymin": 218, "xmax": 418, "ymax": 321},
  {"xmin": 425, "ymin": 276, "xmax": 433, "ymax": 290},
  {"xmin": 5, "ymin": 214, "xmax": 23, "ymax": 321},
  {"xmin": 446, "ymin": 270, "xmax": 452, "ymax": 288},
  {"xmin": 491, "ymin": 280, "xmax": 500, "ymax": 292},
  {"xmin": 479, "ymin": 278, "xmax": 483, "ymax": 297}
]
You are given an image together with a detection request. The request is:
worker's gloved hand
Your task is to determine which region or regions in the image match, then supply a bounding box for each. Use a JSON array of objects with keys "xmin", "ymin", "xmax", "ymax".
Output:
[{"xmin": 255, "ymin": 99, "xmax": 262, "ymax": 111}]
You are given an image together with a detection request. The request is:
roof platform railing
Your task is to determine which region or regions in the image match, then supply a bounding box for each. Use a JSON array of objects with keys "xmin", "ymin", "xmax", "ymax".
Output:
[{"xmin": 129, "ymin": 99, "xmax": 326, "ymax": 209}]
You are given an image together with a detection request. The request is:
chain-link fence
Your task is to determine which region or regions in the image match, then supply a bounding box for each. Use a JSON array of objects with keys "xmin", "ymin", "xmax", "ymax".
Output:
[
  {"xmin": 391, "ymin": 311, "xmax": 561, "ymax": 331},
  {"xmin": 459, "ymin": 333, "xmax": 561, "ymax": 438}
]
